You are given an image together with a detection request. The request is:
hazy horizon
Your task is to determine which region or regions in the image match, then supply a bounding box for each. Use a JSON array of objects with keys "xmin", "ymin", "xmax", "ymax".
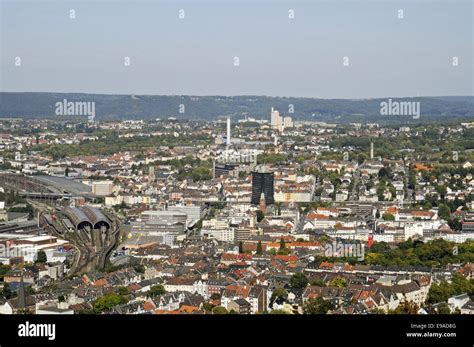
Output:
[
  {"xmin": 1, "ymin": 0, "xmax": 473, "ymax": 98},
  {"xmin": 1, "ymin": 91, "xmax": 474, "ymax": 100}
]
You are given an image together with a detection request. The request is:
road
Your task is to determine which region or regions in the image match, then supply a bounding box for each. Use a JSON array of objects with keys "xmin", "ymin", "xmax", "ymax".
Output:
[{"xmin": 349, "ymin": 163, "xmax": 362, "ymax": 201}]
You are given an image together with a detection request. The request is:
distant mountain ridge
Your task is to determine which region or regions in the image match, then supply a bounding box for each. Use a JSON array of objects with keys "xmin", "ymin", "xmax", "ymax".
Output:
[{"xmin": 1, "ymin": 92, "xmax": 473, "ymax": 124}]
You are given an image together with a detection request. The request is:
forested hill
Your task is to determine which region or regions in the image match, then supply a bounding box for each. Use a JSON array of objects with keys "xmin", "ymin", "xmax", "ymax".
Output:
[{"xmin": 1, "ymin": 92, "xmax": 473, "ymax": 124}]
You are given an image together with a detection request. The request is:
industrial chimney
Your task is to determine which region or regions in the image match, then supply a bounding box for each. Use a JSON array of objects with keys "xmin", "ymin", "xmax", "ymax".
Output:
[{"xmin": 226, "ymin": 117, "xmax": 231, "ymax": 146}]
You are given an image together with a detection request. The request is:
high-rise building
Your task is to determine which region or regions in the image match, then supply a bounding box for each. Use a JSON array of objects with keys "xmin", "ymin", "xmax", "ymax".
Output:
[
  {"xmin": 283, "ymin": 116, "xmax": 293, "ymax": 128},
  {"xmin": 251, "ymin": 169, "xmax": 275, "ymax": 205},
  {"xmin": 271, "ymin": 107, "xmax": 282, "ymax": 130},
  {"xmin": 271, "ymin": 107, "xmax": 292, "ymax": 132}
]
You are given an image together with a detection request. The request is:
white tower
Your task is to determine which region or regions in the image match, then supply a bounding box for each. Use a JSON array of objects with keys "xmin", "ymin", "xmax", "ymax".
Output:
[
  {"xmin": 370, "ymin": 141, "xmax": 374, "ymax": 160},
  {"xmin": 226, "ymin": 117, "xmax": 231, "ymax": 146}
]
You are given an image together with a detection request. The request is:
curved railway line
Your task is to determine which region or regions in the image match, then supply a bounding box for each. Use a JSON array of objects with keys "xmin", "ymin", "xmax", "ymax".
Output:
[{"xmin": 29, "ymin": 199, "xmax": 122, "ymax": 275}]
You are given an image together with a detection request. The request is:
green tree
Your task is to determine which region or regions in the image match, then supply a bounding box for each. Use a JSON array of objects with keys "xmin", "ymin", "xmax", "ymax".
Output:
[
  {"xmin": 93, "ymin": 293, "xmax": 128, "ymax": 313},
  {"xmin": 25, "ymin": 286, "xmax": 35, "ymax": 296},
  {"xmin": 279, "ymin": 238, "xmax": 286, "ymax": 251},
  {"xmin": 118, "ymin": 286, "xmax": 129, "ymax": 296},
  {"xmin": 0, "ymin": 264, "xmax": 11, "ymax": 281},
  {"xmin": 448, "ymin": 218, "xmax": 462, "ymax": 231},
  {"xmin": 133, "ymin": 264, "xmax": 145, "ymax": 274},
  {"xmin": 427, "ymin": 281, "xmax": 451, "ymax": 304},
  {"xmin": 212, "ymin": 306, "xmax": 228, "ymax": 314},
  {"xmin": 271, "ymin": 287, "xmax": 288, "ymax": 302},
  {"xmin": 357, "ymin": 153, "xmax": 366, "ymax": 165},
  {"xmin": 408, "ymin": 173, "xmax": 416, "ymax": 190},
  {"xmin": 2, "ymin": 282, "xmax": 12, "ymax": 299},
  {"xmin": 202, "ymin": 302, "xmax": 215, "ymax": 312},
  {"xmin": 277, "ymin": 248, "xmax": 291, "ymax": 255},
  {"xmin": 328, "ymin": 276, "xmax": 347, "ymax": 288},
  {"xmin": 376, "ymin": 182, "xmax": 386, "ymax": 201},
  {"xmin": 256, "ymin": 210, "xmax": 265, "ymax": 223},
  {"xmin": 310, "ymin": 279, "xmax": 326, "ymax": 287},
  {"xmin": 436, "ymin": 185, "xmax": 447, "ymax": 198},
  {"xmin": 290, "ymin": 273, "xmax": 309, "ymax": 289},
  {"xmin": 435, "ymin": 303, "xmax": 451, "ymax": 314},
  {"xmin": 378, "ymin": 167, "xmax": 392, "ymax": 179},
  {"xmin": 382, "ymin": 213, "xmax": 395, "ymax": 221},
  {"xmin": 36, "ymin": 250, "xmax": 47, "ymax": 264},
  {"xmin": 256, "ymin": 241, "xmax": 263, "ymax": 255},
  {"xmin": 369, "ymin": 242, "xmax": 391, "ymax": 254},
  {"xmin": 147, "ymin": 284, "xmax": 166, "ymax": 297},
  {"xmin": 269, "ymin": 309, "xmax": 289, "ymax": 314},
  {"xmin": 370, "ymin": 308, "xmax": 386, "ymax": 314},
  {"xmin": 438, "ymin": 204, "xmax": 451, "ymax": 220},
  {"xmin": 257, "ymin": 153, "xmax": 288, "ymax": 165},
  {"xmin": 427, "ymin": 273, "xmax": 473, "ymax": 304},
  {"xmin": 391, "ymin": 301, "xmax": 419, "ymax": 314},
  {"xmin": 303, "ymin": 297, "xmax": 334, "ymax": 314}
]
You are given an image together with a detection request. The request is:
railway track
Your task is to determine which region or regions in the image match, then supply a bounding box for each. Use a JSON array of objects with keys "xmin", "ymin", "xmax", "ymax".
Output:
[{"xmin": 29, "ymin": 200, "xmax": 122, "ymax": 275}]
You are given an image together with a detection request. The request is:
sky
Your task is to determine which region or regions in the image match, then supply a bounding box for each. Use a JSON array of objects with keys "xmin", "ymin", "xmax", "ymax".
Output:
[{"xmin": 0, "ymin": 0, "xmax": 472, "ymax": 98}]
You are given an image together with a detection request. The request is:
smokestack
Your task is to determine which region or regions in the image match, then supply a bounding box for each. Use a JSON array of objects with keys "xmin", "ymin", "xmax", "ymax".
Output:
[{"xmin": 226, "ymin": 117, "xmax": 231, "ymax": 146}]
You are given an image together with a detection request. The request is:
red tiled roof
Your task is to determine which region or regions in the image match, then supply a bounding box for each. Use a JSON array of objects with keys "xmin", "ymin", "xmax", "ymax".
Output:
[{"xmin": 180, "ymin": 305, "xmax": 200, "ymax": 313}]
